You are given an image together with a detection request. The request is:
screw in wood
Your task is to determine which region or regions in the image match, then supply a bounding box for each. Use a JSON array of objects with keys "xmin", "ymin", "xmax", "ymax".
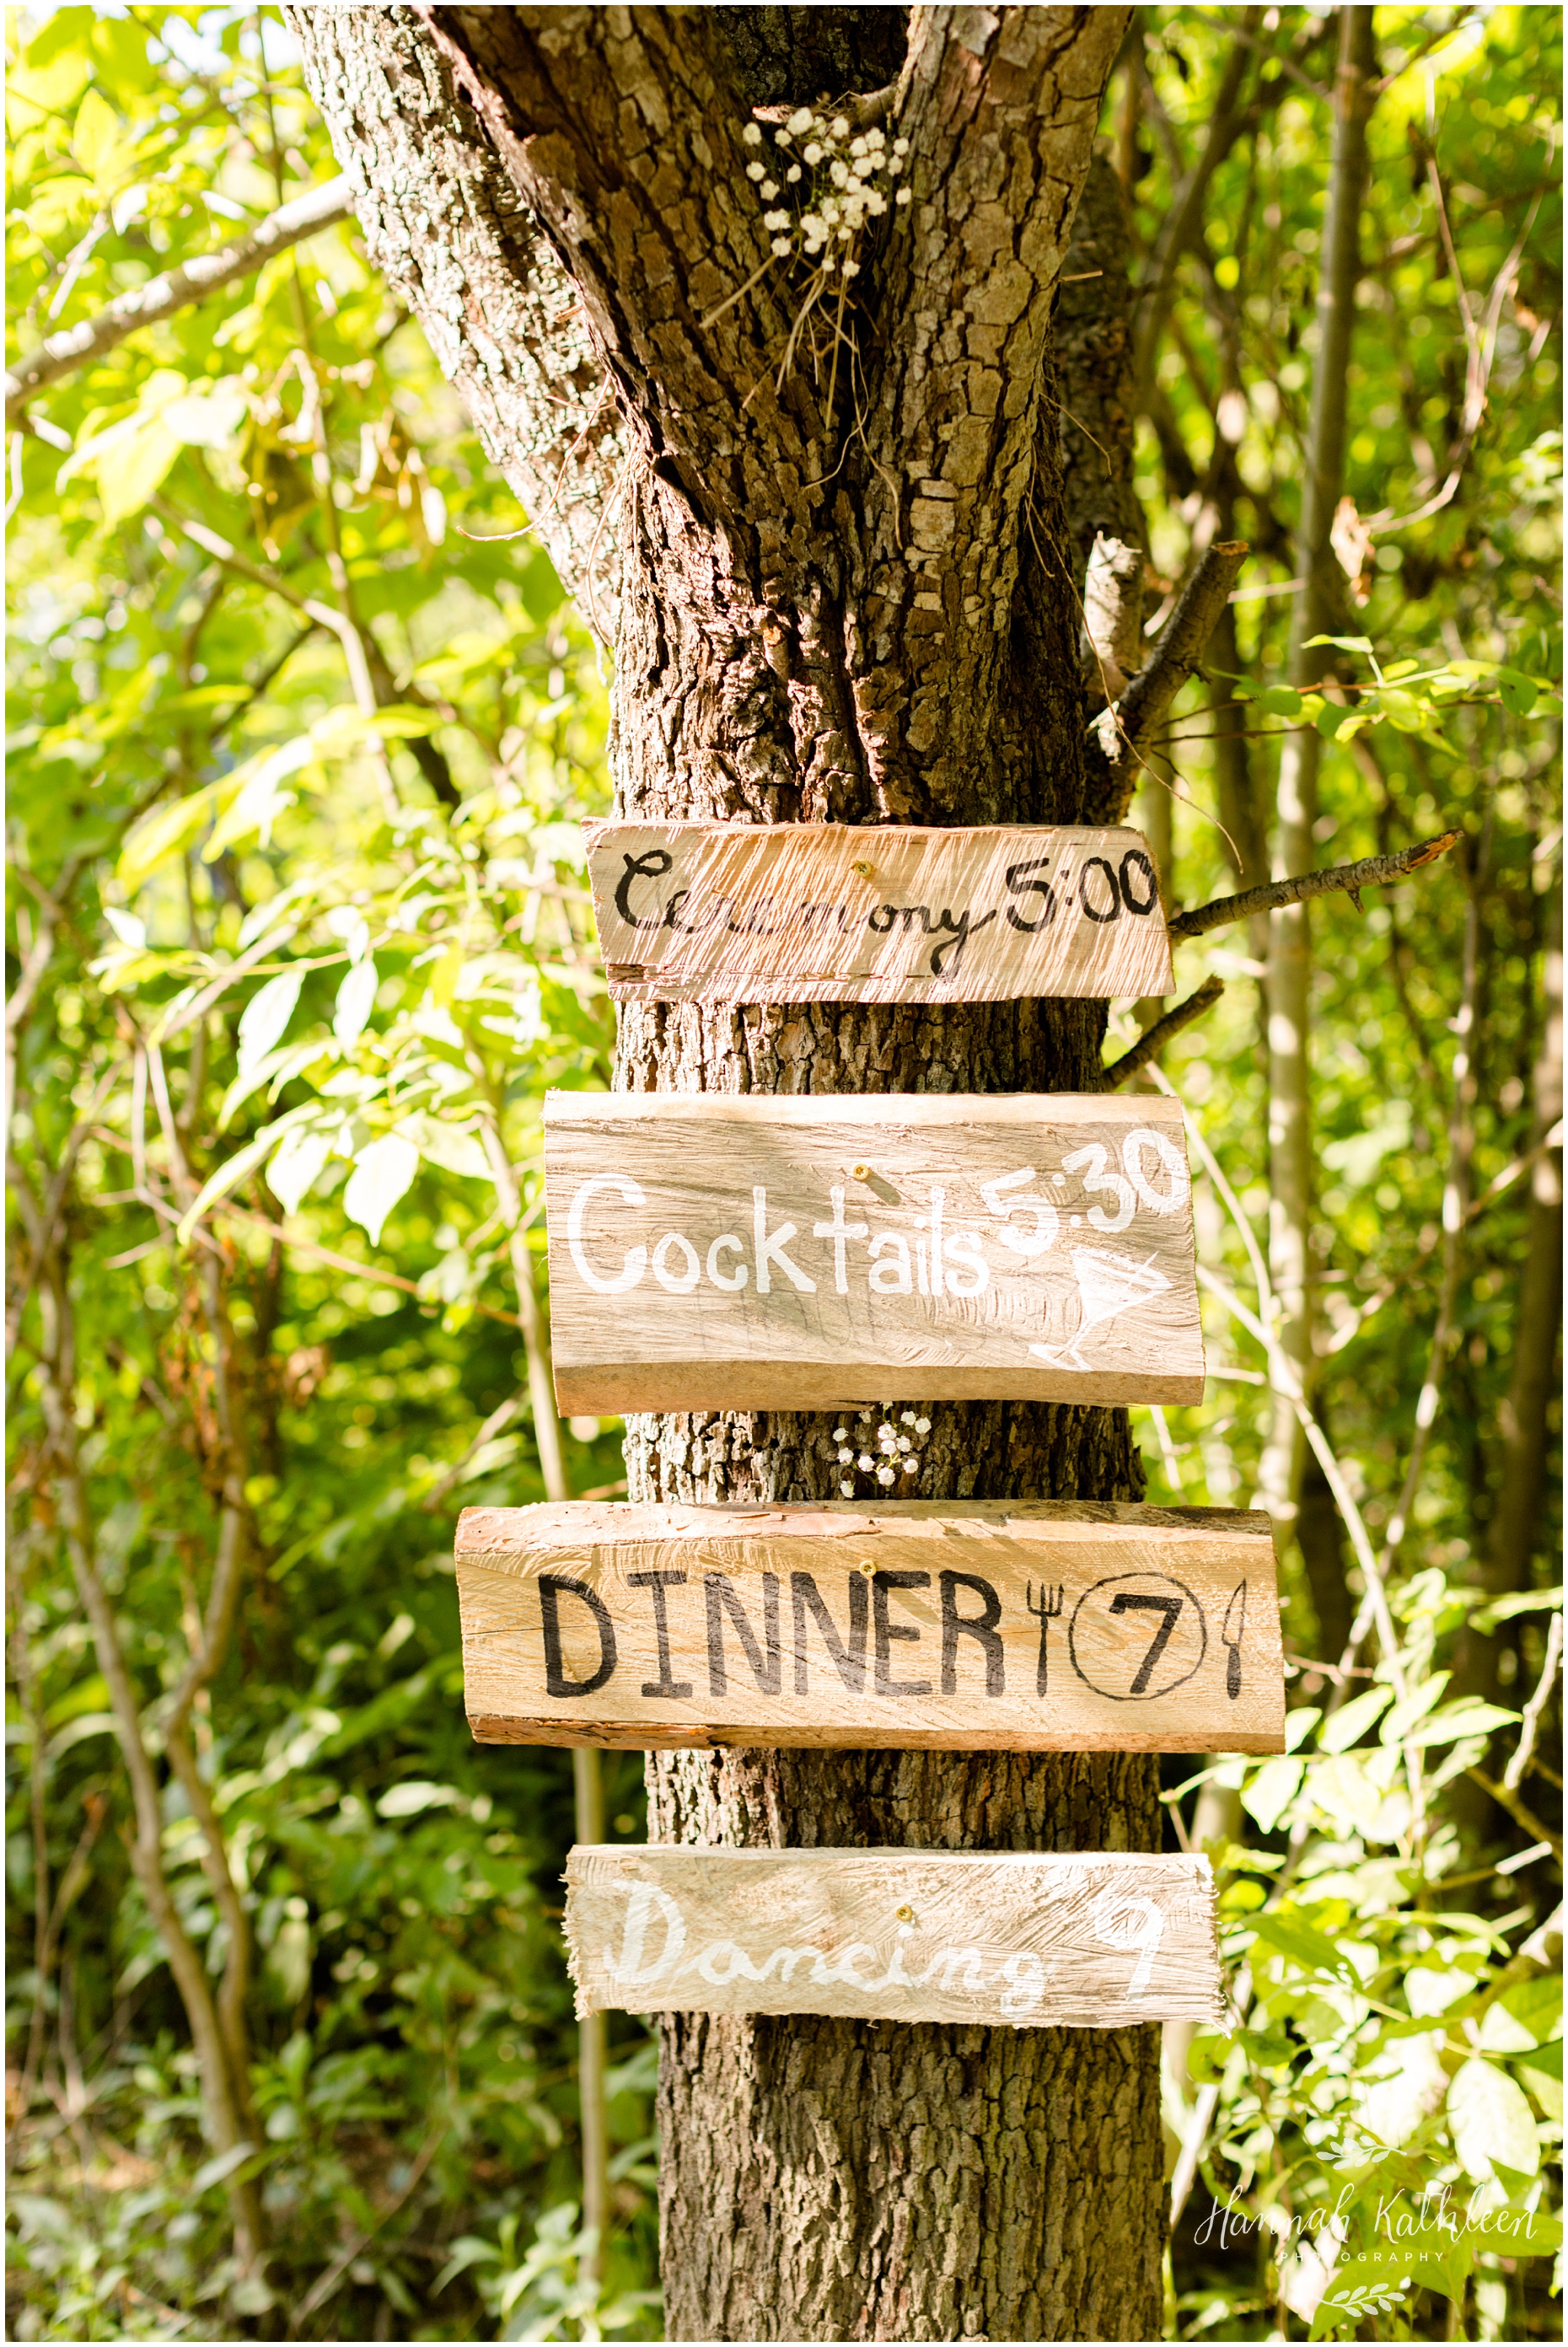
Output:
[
  {"xmin": 894, "ymin": 1904, "xmax": 914, "ymax": 1923},
  {"xmin": 858, "ymin": 1559, "xmax": 877, "ymax": 1576},
  {"xmin": 851, "ymin": 1163, "xmax": 872, "ymax": 1180},
  {"xmin": 851, "ymin": 859, "xmax": 874, "ymax": 878}
]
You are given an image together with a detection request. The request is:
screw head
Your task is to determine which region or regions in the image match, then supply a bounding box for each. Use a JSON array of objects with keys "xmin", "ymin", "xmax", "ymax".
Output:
[
  {"xmin": 894, "ymin": 1904, "xmax": 914, "ymax": 1922},
  {"xmin": 851, "ymin": 858, "xmax": 874, "ymax": 878}
]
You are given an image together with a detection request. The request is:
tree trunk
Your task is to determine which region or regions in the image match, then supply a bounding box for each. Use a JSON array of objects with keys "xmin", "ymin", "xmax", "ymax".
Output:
[{"xmin": 297, "ymin": 11, "xmax": 1166, "ymax": 2337}]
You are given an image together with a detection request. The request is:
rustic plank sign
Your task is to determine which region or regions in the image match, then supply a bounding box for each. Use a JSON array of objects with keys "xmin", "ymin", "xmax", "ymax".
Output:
[
  {"xmin": 543, "ymin": 1091, "xmax": 1205, "ymax": 1412},
  {"xmin": 564, "ymin": 1845, "xmax": 1225, "ymax": 2029},
  {"xmin": 583, "ymin": 819, "xmax": 1176, "ymax": 1005},
  {"xmin": 457, "ymin": 1499, "xmax": 1284, "ymax": 1754}
]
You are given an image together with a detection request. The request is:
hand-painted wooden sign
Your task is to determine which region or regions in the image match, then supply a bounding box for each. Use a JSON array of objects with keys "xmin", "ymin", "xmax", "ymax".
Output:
[
  {"xmin": 583, "ymin": 820, "xmax": 1175, "ymax": 1004},
  {"xmin": 457, "ymin": 1500, "xmax": 1284, "ymax": 1754},
  {"xmin": 565, "ymin": 1846, "xmax": 1224, "ymax": 2028},
  {"xmin": 543, "ymin": 1092, "xmax": 1204, "ymax": 1412}
]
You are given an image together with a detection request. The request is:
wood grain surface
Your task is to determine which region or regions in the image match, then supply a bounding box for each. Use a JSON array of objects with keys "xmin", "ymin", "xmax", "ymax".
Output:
[
  {"xmin": 458, "ymin": 1499, "xmax": 1284, "ymax": 1753},
  {"xmin": 543, "ymin": 1092, "xmax": 1206, "ymax": 1412},
  {"xmin": 565, "ymin": 1845, "xmax": 1224, "ymax": 2028},
  {"xmin": 584, "ymin": 820, "xmax": 1176, "ymax": 1003}
]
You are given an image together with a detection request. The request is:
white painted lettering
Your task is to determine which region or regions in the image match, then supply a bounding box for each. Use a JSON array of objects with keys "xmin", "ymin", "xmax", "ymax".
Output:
[
  {"xmin": 1092, "ymin": 1890, "xmax": 1166, "ymax": 1996},
  {"xmin": 1123, "ymin": 1126, "xmax": 1191, "ymax": 1215},
  {"xmin": 567, "ymin": 1174, "xmax": 648, "ymax": 1294},
  {"xmin": 1062, "ymin": 1143, "xmax": 1136, "ymax": 1234},
  {"xmin": 980, "ymin": 1167, "xmax": 1059, "ymax": 1257},
  {"xmin": 706, "ymin": 1233, "xmax": 749, "ymax": 1291},
  {"xmin": 812, "ymin": 1185, "xmax": 870, "ymax": 1295},
  {"xmin": 752, "ymin": 1186, "xmax": 816, "ymax": 1294},
  {"xmin": 604, "ymin": 1882, "xmax": 686, "ymax": 1984},
  {"xmin": 652, "ymin": 1230, "xmax": 701, "ymax": 1292},
  {"xmin": 867, "ymin": 1233, "xmax": 913, "ymax": 1294},
  {"xmin": 942, "ymin": 1229, "xmax": 990, "ymax": 1296}
]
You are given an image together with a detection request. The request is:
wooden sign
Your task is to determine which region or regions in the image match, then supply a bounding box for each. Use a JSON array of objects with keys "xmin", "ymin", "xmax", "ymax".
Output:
[
  {"xmin": 543, "ymin": 1092, "xmax": 1205, "ymax": 1412},
  {"xmin": 583, "ymin": 820, "xmax": 1175, "ymax": 1004},
  {"xmin": 456, "ymin": 1499, "xmax": 1284, "ymax": 1754},
  {"xmin": 565, "ymin": 1846, "xmax": 1224, "ymax": 2029}
]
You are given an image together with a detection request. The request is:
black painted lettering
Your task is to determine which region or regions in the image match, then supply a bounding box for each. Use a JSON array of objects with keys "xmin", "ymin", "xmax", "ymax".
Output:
[
  {"xmin": 539, "ymin": 1575, "xmax": 618, "ymax": 1699},
  {"xmin": 873, "ymin": 1571, "xmax": 932, "ymax": 1698},
  {"xmin": 628, "ymin": 1571, "xmax": 694, "ymax": 1700},
  {"xmin": 939, "ymin": 1571, "xmax": 1005, "ymax": 1695},
  {"xmin": 704, "ymin": 1572, "xmax": 781, "ymax": 1696},
  {"xmin": 867, "ymin": 904, "xmax": 898, "ymax": 934},
  {"xmin": 1004, "ymin": 855, "xmax": 1058, "ymax": 932},
  {"xmin": 791, "ymin": 1571, "xmax": 867, "ymax": 1694},
  {"xmin": 1079, "ymin": 856, "xmax": 1121, "ymax": 923},
  {"xmin": 662, "ymin": 885, "xmax": 695, "ymax": 932},
  {"xmin": 1119, "ymin": 847, "xmax": 1159, "ymax": 915},
  {"xmin": 929, "ymin": 905, "xmax": 998, "ymax": 977},
  {"xmin": 613, "ymin": 848, "xmax": 674, "ymax": 931}
]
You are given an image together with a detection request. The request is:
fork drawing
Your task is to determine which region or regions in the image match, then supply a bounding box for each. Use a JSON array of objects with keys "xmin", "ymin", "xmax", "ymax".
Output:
[{"xmin": 1027, "ymin": 1582, "xmax": 1065, "ymax": 1696}]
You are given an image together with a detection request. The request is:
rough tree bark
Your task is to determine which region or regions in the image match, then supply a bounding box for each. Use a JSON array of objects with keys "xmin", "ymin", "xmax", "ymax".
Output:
[{"xmin": 296, "ymin": 10, "xmax": 1173, "ymax": 2338}]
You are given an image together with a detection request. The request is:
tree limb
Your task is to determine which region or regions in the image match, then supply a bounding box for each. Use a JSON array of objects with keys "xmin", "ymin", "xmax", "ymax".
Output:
[
  {"xmin": 1168, "ymin": 829, "xmax": 1461, "ymax": 941},
  {"xmin": 5, "ymin": 177, "xmax": 352, "ymax": 424},
  {"xmin": 1098, "ymin": 975, "xmax": 1225, "ymax": 1089},
  {"xmin": 1113, "ymin": 540, "xmax": 1250, "ymax": 760}
]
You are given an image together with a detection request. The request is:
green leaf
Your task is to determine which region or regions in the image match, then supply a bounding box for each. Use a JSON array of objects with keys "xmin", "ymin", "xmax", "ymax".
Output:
[
  {"xmin": 1513, "ymin": 2038, "xmax": 1564, "ymax": 2124},
  {"xmin": 333, "ymin": 960, "xmax": 379, "ymax": 1051},
  {"xmin": 1247, "ymin": 1909, "xmax": 1354, "ymax": 1983},
  {"xmin": 1447, "ymin": 2056, "xmax": 1541, "ymax": 2180},
  {"xmin": 1317, "ymin": 1684, "xmax": 1392, "ymax": 1752},
  {"xmin": 1405, "ymin": 1696, "xmax": 1518, "ymax": 1748},
  {"xmin": 237, "ymin": 971, "xmax": 304, "ymax": 1077},
  {"xmin": 377, "ymin": 1780, "xmax": 461, "ymax": 1818},
  {"xmin": 1241, "ymin": 1755, "xmax": 1302, "ymax": 1834},
  {"xmin": 342, "ymin": 1133, "xmax": 420, "ymax": 1247},
  {"xmin": 266, "ymin": 1126, "xmax": 333, "ymax": 1216},
  {"xmin": 1259, "ymin": 685, "xmax": 1303, "ymax": 717},
  {"xmin": 1496, "ymin": 667, "xmax": 1539, "ymax": 716}
]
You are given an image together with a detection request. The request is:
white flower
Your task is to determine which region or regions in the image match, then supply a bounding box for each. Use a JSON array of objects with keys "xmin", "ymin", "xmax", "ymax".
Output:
[
  {"xmin": 775, "ymin": 126, "xmax": 792, "ymax": 147},
  {"xmin": 801, "ymin": 211, "xmax": 824, "ymax": 237},
  {"xmin": 840, "ymin": 1480, "xmax": 856, "ymax": 1497},
  {"xmin": 867, "ymin": 127, "xmax": 886, "ymax": 148},
  {"xmin": 771, "ymin": 237, "xmax": 793, "ymax": 255},
  {"xmin": 899, "ymin": 1410, "xmax": 916, "ymax": 1426},
  {"xmin": 764, "ymin": 209, "xmax": 789, "ymax": 228},
  {"xmin": 819, "ymin": 197, "xmax": 840, "ymax": 223},
  {"xmin": 831, "ymin": 115, "xmax": 850, "ymax": 137},
  {"xmin": 850, "ymin": 134, "xmax": 867, "ymax": 157},
  {"xmin": 803, "ymin": 141, "xmax": 823, "ymax": 164},
  {"xmin": 916, "ymin": 1416, "xmax": 931, "ymax": 1433},
  {"xmin": 895, "ymin": 186, "xmax": 912, "ymax": 205},
  {"xmin": 877, "ymin": 1464, "xmax": 896, "ymax": 1486},
  {"xmin": 887, "ymin": 153, "xmax": 904, "ymax": 175},
  {"xmin": 760, "ymin": 180, "xmax": 779, "ymax": 200},
  {"xmin": 787, "ymin": 107, "xmax": 814, "ymax": 135},
  {"xmin": 837, "ymin": 223, "xmax": 853, "ymax": 238},
  {"xmin": 878, "ymin": 1423, "xmax": 894, "ymax": 1439},
  {"xmin": 842, "ymin": 257, "xmax": 860, "ymax": 277},
  {"xmin": 830, "ymin": 158, "xmax": 848, "ymax": 187},
  {"xmin": 743, "ymin": 121, "xmax": 763, "ymax": 146},
  {"xmin": 867, "ymin": 192, "xmax": 887, "ymax": 217},
  {"xmin": 901, "ymin": 1457, "xmax": 918, "ymax": 1474},
  {"xmin": 857, "ymin": 1453, "xmax": 875, "ymax": 1472},
  {"xmin": 893, "ymin": 137, "xmax": 910, "ymax": 154},
  {"xmin": 858, "ymin": 1410, "xmax": 873, "ymax": 1421},
  {"xmin": 897, "ymin": 1436, "xmax": 912, "ymax": 1453},
  {"xmin": 746, "ymin": 160, "xmax": 765, "ymax": 181},
  {"xmin": 787, "ymin": 164, "xmax": 802, "ymax": 183},
  {"xmin": 833, "ymin": 1427, "xmax": 848, "ymax": 1441},
  {"xmin": 837, "ymin": 1447, "xmax": 853, "ymax": 1464}
]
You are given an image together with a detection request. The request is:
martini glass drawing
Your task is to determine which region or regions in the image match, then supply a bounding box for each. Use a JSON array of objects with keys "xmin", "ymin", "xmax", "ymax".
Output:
[{"xmin": 1029, "ymin": 1247, "xmax": 1171, "ymax": 1372}]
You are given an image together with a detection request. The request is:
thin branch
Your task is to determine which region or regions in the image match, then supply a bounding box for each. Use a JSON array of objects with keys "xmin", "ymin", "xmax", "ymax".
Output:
[
  {"xmin": 1503, "ymin": 1611, "xmax": 1563, "ymax": 1795},
  {"xmin": 207, "ymin": 1200, "xmax": 524, "ymax": 1332},
  {"xmin": 1111, "ymin": 540, "xmax": 1250, "ymax": 761},
  {"xmin": 419, "ymin": 1390, "xmax": 526, "ymax": 1512},
  {"xmin": 5, "ymin": 177, "xmax": 352, "ymax": 422},
  {"xmin": 1465, "ymin": 1768, "xmax": 1563, "ymax": 1860},
  {"xmin": 1098, "ymin": 976, "xmax": 1225, "ymax": 1089},
  {"xmin": 1168, "ymin": 830, "xmax": 1461, "ymax": 940}
]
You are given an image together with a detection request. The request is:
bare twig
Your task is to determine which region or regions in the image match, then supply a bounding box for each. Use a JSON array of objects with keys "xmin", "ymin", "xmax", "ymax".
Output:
[
  {"xmin": 6, "ymin": 177, "xmax": 352, "ymax": 422},
  {"xmin": 419, "ymin": 1391, "xmax": 527, "ymax": 1511},
  {"xmin": 1503, "ymin": 1611, "xmax": 1563, "ymax": 1795},
  {"xmin": 207, "ymin": 1200, "xmax": 523, "ymax": 1331},
  {"xmin": 1098, "ymin": 977, "xmax": 1225, "ymax": 1089},
  {"xmin": 1111, "ymin": 541, "xmax": 1250, "ymax": 762},
  {"xmin": 1168, "ymin": 830, "xmax": 1460, "ymax": 940}
]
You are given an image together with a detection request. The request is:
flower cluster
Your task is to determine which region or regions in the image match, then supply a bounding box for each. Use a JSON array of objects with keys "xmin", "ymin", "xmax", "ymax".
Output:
[
  {"xmin": 742, "ymin": 108, "xmax": 911, "ymax": 277},
  {"xmin": 832, "ymin": 1409, "xmax": 932, "ymax": 1496}
]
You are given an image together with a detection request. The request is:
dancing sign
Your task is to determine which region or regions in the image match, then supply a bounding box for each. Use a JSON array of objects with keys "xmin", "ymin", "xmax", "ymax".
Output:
[
  {"xmin": 543, "ymin": 1092, "xmax": 1205, "ymax": 1413},
  {"xmin": 565, "ymin": 1846, "xmax": 1225, "ymax": 2028},
  {"xmin": 456, "ymin": 1499, "xmax": 1285, "ymax": 1753},
  {"xmin": 584, "ymin": 820, "xmax": 1175, "ymax": 1004}
]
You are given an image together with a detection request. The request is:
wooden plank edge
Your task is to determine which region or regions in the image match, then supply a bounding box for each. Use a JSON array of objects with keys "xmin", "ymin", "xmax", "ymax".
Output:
[
  {"xmin": 552, "ymin": 1365, "xmax": 1208, "ymax": 1411},
  {"xmin": 465, "ymin": 1711, "xmax": 1286, "ymax": 1754}
]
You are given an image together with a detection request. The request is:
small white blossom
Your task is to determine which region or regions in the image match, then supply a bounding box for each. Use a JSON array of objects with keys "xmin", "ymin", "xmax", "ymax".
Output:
[
  {"xmin": 877, "ymin": 1464, "xmax": 896, "ymax": 1486},
  {"xmin": 743, "ymin": 121, "xmax": 763, "ymax": 146},
  {"xmin": 786, "ymin": 164, "xmax": 802, "ymax": 183},
  {"xmin": 837, "ymin": 1447, "xmax": 854, "ymax": 1463},
  {"xmin": 833, "ymin": 1427, "xmax": 848, "ymax": 1441},
  {"xmin": 787, "ymin": 107, "xmax": 814, "ymax": 135},
  {"xmin": 897, "ymin": 1437, "xmax": 912, "ymax": 1453},
  {"xmin": 830, "ymin": 158, "xmax": 849, "ymax": 187},
  {"xmin": 916, "ymin": 1417, "xmax": 931, "ymax": 1433},
  {"xmin": 878, "ymin": 1423, "xmax": 895, "ymax": 1439},
  {"xmin": 831, "ymin": 115, "xmax": 850, "ymax": 137},
  {"xmin": 842, "ymin": 257, "xmax": 860, "ymax": 277},
  {"xmin": 746, "ymin": 160, "xmax": 765, "ymax": 181},
  {"xmin": 887, "ymin": 153, "xmax": 904, "ymax": 175},
  {"xmin": 867, "ymin": 192, "xmax": 887, "ymax": 217},
  {"xmin": 803, "ymin": 141, "xmax": 823, "ymax": 164},
  {"xmin": 760, "ymin": 179, "xmax": 779, "ymax": 199},
  {"xmin": 901, "ymin": 1456, "xmax": 919, "ymax": 1474},
  {"xmin": 802, "ymin": 211, "xmax": 825, "ymax": 237},
  {"xmin": 850, "ymin": 134, "xmax": 867, "ymax": 156},
  {"xmin": 775, "ymin": 126, "xmax": 792, "ymax": 146},
  {"xmin": 867, "ymin": 127, "xmax": 886, "ymax": 148},
  {"xmin": 893, "ymin": 137, "xmax": 910, "ymax": 154},
  {"xmin": 857, "ymin": 1453, "xmax": 875, "ymax": 1472},
  {"xmin": 859, "ymin": 1410, "xmax": 873, "ymax": 1421},
  {"xmin": 895, "ymin": 185, "xmax": 912, "ymax": 204},
  {"xmin": 840, "ymin": 1480, "xmax": 856, "ymax": 1497},
  {"xmin": 899, "ymin": 1410, "xmax": 916, "ymax": 1426},
  {"xmin": 764, "ymin": 209, "xmax": 790, "ymax": 228},
  {"xmin": 837, "ymin": 223, "xmax": 853, "ymax": 239},
  {"xmin": 771, "ymin": 237, "xmax": 792, "ymax": 255}
]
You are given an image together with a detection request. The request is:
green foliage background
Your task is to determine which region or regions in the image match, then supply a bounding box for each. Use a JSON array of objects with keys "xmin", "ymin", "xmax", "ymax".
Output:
[{"xmin": 5, "ymin": 6, "xmax": 1561, "ymax": 2341}]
